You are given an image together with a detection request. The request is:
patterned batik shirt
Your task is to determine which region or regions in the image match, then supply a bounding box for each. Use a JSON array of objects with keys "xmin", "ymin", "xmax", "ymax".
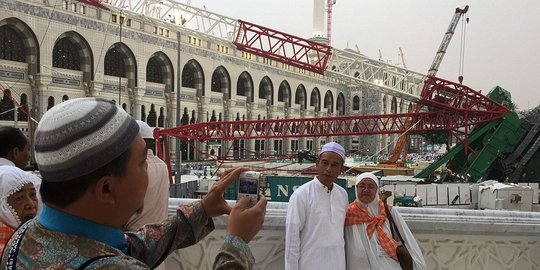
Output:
[
  {"xmin": 0, "ymin": 222, "xmax": 14, "ymax": 252},
  {"xmin": 0, "ymin": 202, "xmax": 254, "ymax": 269}
]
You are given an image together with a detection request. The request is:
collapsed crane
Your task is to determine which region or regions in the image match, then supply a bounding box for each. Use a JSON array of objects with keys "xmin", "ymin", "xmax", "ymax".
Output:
[
  {"xmin": 99, "ymin": 1, "xmax": 537, "ymax": 183},
  {"xmin": 378, "ymin": 5, "xmax": 469, "ymax": 168}
]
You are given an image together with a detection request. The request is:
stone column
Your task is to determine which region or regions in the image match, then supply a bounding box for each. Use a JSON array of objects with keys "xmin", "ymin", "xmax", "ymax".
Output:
[
  {"xmin": 31, "ymin": 73, "xmax": 52, "ymax": 121},
  {"xmin": 246, "ymin": 102, "xmax": 255, "ymax": 157},
  {"xmin": 283, "ymin": 108, "xmax": 291, "ymax": 155},
  {"xmin": 266, "ymin": 105, "xmax": 274, "ymax": 157},
  {"xmin": 132, "ymin": 87, "xmax": 146, "ymax": 120}
]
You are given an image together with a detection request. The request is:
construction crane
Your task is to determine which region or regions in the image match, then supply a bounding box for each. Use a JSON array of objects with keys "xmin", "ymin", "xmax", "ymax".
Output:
[
  {"xmin": 378, "ymin": 5, "xmax": 469, "ymax": 168},
  {"xmin": 89, "ymin": 0, "xmax": 533, "ymax": 183},
  {"xmin": 427, "ymin": 5, "xmax": 469, "ymax": 76},
  {"xmin": 326, "ymin": 0, "xmax": 336, "ymax": 44}
]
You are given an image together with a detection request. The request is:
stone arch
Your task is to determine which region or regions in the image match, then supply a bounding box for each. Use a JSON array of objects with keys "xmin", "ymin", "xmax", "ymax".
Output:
[
  {"xmin": 236, "ymin": 71, "xmax": 253, "ymax": 102},
  {"xmin": 310, "ymin": 87, "xmax": 321, "ymax": 112},
  {"xmin": 336, "ymin": 92, "xmax": 345, "ymax": 115},
  {"xmin": 104, "ymin": 42, "xmax": 137, "ymax": 113},
  {"xmin": 324, "ymin": 90, "xmax": 334, "ymax": 114},
  {"xmin": 259, "ymin": 76, "xmax": 274, "ymax": 106},
  {"xmin": 391, "ymin": 97, "xmax": 398, "ymax": 114},
  {"xmin": 147, "ymin": 51, "xmax": 174, "ymax": 93},
  {"xmin": 182, "ymin": 59, "xmax": 205, "ymax": 97},
  {"xmin": 0, "ymin": 18, "xmax": 40, "ymax": 75},
  {"xmin": 54, "ymin": 31, "xmax": 93, "ymax": 94},
  {"xmin": 278, "ymin": 80, "xmax": 291, "ymax": 107},
  {"xmin": 295, "ymin": 84, "xmax": 307, "ymax": 110},
  {"xmin": 211, "ymin": 66, "xmax": 231, "ymax": 99}
]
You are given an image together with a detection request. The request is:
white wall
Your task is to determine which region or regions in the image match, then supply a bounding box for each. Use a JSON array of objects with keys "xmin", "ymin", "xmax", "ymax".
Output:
[{"xmin": 164, "ymin": 199, "xmax": 540, "ymax": 270}]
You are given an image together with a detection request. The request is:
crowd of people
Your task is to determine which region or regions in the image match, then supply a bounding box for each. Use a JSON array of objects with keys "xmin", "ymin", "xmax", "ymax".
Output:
[{"xmin": 0, "ymin": 97, "xmax": 426, "ymax": 269}]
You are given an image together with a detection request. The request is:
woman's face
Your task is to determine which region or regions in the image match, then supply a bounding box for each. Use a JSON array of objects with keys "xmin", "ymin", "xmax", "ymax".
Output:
[
  {"xmin": 356, "ymin": 178, "xmax": 378, "ymax": 204},
  {"xmin": 7, "ymin": 183, "xmax": 38, "ymax": 223}
]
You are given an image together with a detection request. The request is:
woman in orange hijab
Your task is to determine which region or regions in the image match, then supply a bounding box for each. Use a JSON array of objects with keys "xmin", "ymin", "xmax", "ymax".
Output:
[{"xmin": 344, "ymin": 172, "xmax": 426, "ymax": 269}]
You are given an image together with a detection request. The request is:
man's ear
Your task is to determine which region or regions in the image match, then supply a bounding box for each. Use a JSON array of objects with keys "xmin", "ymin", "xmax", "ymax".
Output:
[
  {"xmin": 94, "ymin": 176, "xmax": 116, "ymax": 205},
  {"xmin": 6, "ymin": 147, "xmax": 17, "ymax": 160}
]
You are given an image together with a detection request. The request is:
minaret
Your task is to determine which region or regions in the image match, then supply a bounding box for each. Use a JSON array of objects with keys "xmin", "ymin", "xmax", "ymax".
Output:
[{"xmin": 311, "ymin": 0, "xmax": 329, "ymax": 44}]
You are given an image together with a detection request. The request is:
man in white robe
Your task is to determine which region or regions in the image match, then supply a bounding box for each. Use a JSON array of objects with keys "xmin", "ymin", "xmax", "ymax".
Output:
[
  {"xmin": 285, "ymin": 142, "xmax": 349, "ymax": 270},
  {"xmin": 345, "ymin": 172, "xmax": 426, "ymax": 270}
]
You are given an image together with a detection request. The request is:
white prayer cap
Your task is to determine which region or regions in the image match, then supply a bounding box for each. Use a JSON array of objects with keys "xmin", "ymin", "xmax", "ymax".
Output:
[
  {"xmin": 136, "ymin": 120, "xmax": 154, "ymax": 139},
  {"xmin": 320, "ymin": 142, "xmax": 345, "ymax": 161}
]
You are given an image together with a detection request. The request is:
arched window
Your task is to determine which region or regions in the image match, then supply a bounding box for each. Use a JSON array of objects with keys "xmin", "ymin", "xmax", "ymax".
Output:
[
  {"xmin": 17, "ymin": 93, "xmax": 28, "ymax": 121},
  {"xmin": 211, "ymin": 71, "xmax": 221, "ymax": 92},
  {"xmin": 0, "ymin": 26, "xmax": 25, "ymax": 62},
  {"xmin": 0, "ymin": 89, "xmax": 15, "ymax": 121},
  {"xmin": 181, "ymin": 108, "xmax": 189, "ymax": 125},
  {"xmin": 141, "ymin": 105, "xmax": 146, "ymax": 121},
  {"xmin": 353, "ymin": 96, "xmax": 360, "ymax": 110},
  {"xmin": 181, "ymin": 65, "xmax": 195, "ymax": 88},
  {"xmin": 53, "ymin": 38, "xmax": 81, "ymax": 70},
  {"xmin": 158, "ymin": 107, "xmax": 164, "ymax": 127},
  {"xmin": 237, "ymin": 78, "xmax": 247, "ymax": 96},
  {"xmin": 122, "ymin": 103, "xmax": 127, "ymax": 111},
  {"xmin": 146, "ymin": 57, "xmax": 163, "ymax": 83},
  {"xmin": 147, "ymin": 104, "xmax": 157, "ymax": 126},
  {"xmin": 47, "ymin": 96, "xmax": 55, "ymax": 110},
  {"xmin": 62, "ymin": 95, "xmax": 69, "ymax": 102},
  {"xmin": 104, "ymin": 48, "xmax": 126, "ymax": 77},
  {"xmin": 190, "ymin": 110, "xmax": 196, "ymax": 124}
]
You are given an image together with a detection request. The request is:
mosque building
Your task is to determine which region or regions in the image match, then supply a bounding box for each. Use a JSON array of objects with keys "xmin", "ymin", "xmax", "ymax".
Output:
[{"xmin": 0, "ymin": 0, "xmax": 421, "ymax": 165}]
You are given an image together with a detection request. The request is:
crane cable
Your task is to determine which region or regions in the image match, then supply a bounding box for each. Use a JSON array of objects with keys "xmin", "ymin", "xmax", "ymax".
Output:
[{"xmin": 458, "ymin": 15, "xmax": 469, "ymax": 84}]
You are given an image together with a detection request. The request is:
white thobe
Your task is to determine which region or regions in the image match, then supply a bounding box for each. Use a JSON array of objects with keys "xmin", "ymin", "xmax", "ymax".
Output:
[
  {"xmin": 126, "ymin": 150, "xmax": 170, "ymax": 230},
  {"xmin": 345, "ymin": 206, "xmax": 426, "ymax": 270},
  {"xmin": 285, "ymin": 177, "xmax": 349, "ymax": 270},
  {"xmin": 0, "ymin": 158, "xmax": 16, "ymax": 167}
]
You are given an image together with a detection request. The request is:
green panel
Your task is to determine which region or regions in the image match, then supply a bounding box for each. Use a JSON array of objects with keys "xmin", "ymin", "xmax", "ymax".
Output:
[
  {"xmin": 265, "ymin": 175, "xmax": 354, "ymax": 202},
  {"xmin": 225, "ymin": 175, "xmax": 356, "ymax": 202},
  {"xmin": 486, "ymin": 86, "xmax": 515, "ymax": 111},
  {"xmin": 465, "ymin": 113, "xmax": 528, "ymax": 181},
  {"xmin": 415, "ymin": 121, "xmax": 500, "ymax": 178}
]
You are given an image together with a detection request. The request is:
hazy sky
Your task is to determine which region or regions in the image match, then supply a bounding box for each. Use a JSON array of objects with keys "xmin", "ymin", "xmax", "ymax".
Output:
[{"xmin": 191, "ymin": 0, "xmax": 540, "ymax": 111}]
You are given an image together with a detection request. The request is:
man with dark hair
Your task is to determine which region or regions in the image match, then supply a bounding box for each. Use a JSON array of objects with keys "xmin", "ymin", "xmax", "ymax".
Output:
[
  {"xmin": 0, "ymin": 126, "xmax": 30, "ymax": 169},
  {"xmin": 1, "ymin": 97, "xmax": 267, "ymax": 269}
]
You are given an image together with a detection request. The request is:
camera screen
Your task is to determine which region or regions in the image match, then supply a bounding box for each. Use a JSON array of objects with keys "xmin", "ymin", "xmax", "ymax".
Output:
[{"xmin": 238, "ymin": 177, "xmax": 258, "ymax": 195}]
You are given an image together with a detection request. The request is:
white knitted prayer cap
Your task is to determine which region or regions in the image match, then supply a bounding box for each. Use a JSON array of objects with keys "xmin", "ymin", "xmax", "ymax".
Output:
[
  {"xmin": 34, "ymin": 98, "xmax": 139, "ymax": 182},
  {"xmin": 136, "ymin": 120, "xmax": 154, "ymax": 139},
  {"xmin": 319, "ymin": 142, "xmax": 346, "ymax": 161}
]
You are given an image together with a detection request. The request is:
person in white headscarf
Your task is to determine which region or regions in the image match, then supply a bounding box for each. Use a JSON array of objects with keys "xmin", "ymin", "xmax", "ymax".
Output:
[
  {"xmin": 0, "ymin": 166, "xmax": 40, "ymax": 251},
  {"xmin": 344, "ymin": 172, "xmax": 426, "ymax": 270},
  {"xmin": 285, "ymin": 142, "xmax": 349, "ymax": 270}
]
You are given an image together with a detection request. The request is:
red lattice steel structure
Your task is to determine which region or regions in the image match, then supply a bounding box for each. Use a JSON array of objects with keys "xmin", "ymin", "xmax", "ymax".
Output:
[
  {"xmin": 157, "ymin": 76, "xmax": 509, "ymax": 141},
  {"xmin": 156, "ymin": 76, "xmax": 510, "ymax": 175},
  {"xmin": 234, "ymin": 20, "xmax": 333, "ymax": 74}
]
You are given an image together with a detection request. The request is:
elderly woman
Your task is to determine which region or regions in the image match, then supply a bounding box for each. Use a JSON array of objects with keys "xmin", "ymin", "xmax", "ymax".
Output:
[
  {"xmin": 0, "ymin": 166, "xmax": 40, "ymax": 251},
  {"xmin": 344, "ymin": 172, "xmax": 426, "ymax": 270}
]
